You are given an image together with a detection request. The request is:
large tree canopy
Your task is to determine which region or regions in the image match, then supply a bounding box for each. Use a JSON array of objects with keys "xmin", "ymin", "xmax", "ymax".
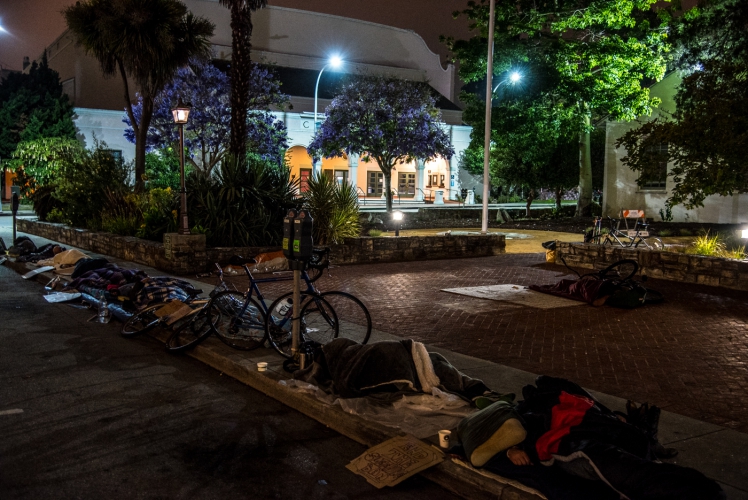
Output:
[
  {"xmin": 123, "ymin": 60, "xmax": 289, "ymax": 176},
  {"xmin": 64, "ymin": 0, "xmax": 214, "ymax": 190},
  {"xmin": 0, "ymin": 55, "xmax": 76, "ymax": 161},
  {"xmin": 447, "ymin": 0, "xmax": 671, "ymax": 216},
  {"xmin": 219, "ymin": 0, "xmax": 268, "ymax": 160},
  {"xmin": 618, "ymin": 0, "xmax": 748, "ymax": 209},
  {"xmin": 308, "ymin": 76, "xmax": 454, "ymax": 212}
]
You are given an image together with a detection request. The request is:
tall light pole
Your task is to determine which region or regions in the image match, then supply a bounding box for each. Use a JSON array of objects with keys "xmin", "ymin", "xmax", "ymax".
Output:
[
  {"xmin": 314, "ymin": 55, "xmax": 343, "ymax": 133},
  {"xmin": 172, "ymin": 98, "xmax": 191, "ymax": 235},
  {"xmin": 481, "ymin": 0, "xmax": 497, "ymax": 234}
]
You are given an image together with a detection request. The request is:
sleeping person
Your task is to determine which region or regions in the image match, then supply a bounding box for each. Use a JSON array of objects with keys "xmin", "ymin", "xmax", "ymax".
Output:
[{"xmin": 457, "ymin": 376, "xmax": 725, "ymax": 500}]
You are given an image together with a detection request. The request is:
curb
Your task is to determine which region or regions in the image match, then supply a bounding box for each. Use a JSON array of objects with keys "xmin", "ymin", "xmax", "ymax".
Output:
[{"xmin": 3, "ymin": 258, "xmax": 544, "ymax": 500}]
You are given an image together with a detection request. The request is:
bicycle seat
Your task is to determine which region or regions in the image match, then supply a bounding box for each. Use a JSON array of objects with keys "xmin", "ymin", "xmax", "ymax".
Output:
[{"xmin": 228, "ymin": 255, "xmax": 256, "ymax": 266}]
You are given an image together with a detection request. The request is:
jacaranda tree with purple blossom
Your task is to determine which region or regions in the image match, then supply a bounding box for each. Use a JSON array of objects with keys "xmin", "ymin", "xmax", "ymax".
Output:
[
  {"xmin": 124, "ymin": 60, "xmax": 288, "ymax": 177},
  {"xmin": 308, "ymin": 76, "xmax": 454, "ymax": 212}
]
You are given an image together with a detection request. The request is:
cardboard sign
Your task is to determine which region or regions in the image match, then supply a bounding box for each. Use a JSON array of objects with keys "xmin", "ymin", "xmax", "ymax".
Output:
[{"xmin": 346, "ymin": 435, "xmax": 444, "ymax": 488}]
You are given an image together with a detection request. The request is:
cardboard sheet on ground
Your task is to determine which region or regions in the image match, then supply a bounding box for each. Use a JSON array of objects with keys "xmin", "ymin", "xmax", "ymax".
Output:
[
  {"xmin": 22, "ymin": 266, "xmax": 55, "ymax": 279},
  {"xmin": 346, "ymin": 435, "xmax": 444, "ymax": 488},
  {"xmin": 442, "ymin": 284, "xmax": 584, "ymax": 309},
  {"xmin": 43, "ymin": 292, "xmax": 82, "ymax": 303}
]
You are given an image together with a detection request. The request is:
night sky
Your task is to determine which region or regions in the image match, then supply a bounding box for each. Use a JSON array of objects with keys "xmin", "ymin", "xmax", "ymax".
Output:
[{"xmin": 0, "ymin": 0, "xmax": 472, "ymax": 72}]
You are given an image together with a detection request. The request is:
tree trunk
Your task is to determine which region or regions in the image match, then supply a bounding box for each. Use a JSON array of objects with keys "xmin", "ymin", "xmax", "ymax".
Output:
[
  {"xmin": 228, "ymin": 3, "xmax": 252, "ymax": 161},
  {"xmin": 134, "ymin": 97, "xmax": 154, "ymax": 192},
  {"xmin": 383, "ymin": 170, "xmax": 393, "ymax": 213},
  {"xmin": 555, "ymin": 187, "xmax": 563, "ymax": 212},
  {"xmin": 575, "ymin": 112, "xmax": 593, "ymax": 217},
  {"xmin": 525, "ymin": 188, "xmax": 535, "ymax": 217}
]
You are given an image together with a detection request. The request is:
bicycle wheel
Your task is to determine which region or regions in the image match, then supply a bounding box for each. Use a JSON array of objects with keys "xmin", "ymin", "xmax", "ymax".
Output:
[
  {"xmin": 121, "ymin": 304, "xmax": 163, "ymax": 337},
  {"xmin": 598, "ymin": 259, "xmax": 638, "ymax": 280},
  {"xmin": 318, "ymin": 291, "xmax": 372, "ymax": 345},
  {"xmin": 265, "ymin": 292, "xmax": 337, "ymax": 358},
  {"xmin": 165, "ymin": 304, "xmax": 218, "ymax": 352},
  {"xmin": 635, "ymin": 237, "xmax": 664, "ymax": 250},
  {"xmin": 209, "ymin": 291, "xmax": 266, "ymax": 350}
]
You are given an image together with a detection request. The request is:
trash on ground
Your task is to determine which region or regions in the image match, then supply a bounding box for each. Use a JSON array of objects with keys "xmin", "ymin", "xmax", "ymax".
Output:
[{"xmin": 43, "ymin": 292, "xmax": 82, "ymax": 303}]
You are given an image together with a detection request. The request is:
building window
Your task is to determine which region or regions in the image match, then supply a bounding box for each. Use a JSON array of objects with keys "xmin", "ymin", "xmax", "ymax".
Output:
[
  {"xmin": 367, "ymin": 171, "xmax": 383, "ymax": 196},
  {"xmin": 398, "ymin": 172, "xmax": 415, "ymax": 197},
  {"xmin": 300, "ymin": 168, "xmax": 312, "ymax": 192},
  {"xmin": 640, "ymin": 143, "xmax": 668, "ymax": 190},
  {"xmin": 333, "ymin": 170, "xmax": 348, "ymax": 186}
]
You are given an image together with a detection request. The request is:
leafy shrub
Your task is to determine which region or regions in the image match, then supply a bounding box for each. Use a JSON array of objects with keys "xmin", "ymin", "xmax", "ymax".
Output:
[
  {"xmin": 658, "ymin": 229, "xmax": 672, "ymax": 237},
  {"xmin": 303, "ymin": 172, "xmax": 361, "ymax": 245},
  {"xmin": 659, "ymin": 205, "xmax": 673, "ymax": 222},
  {"xmin": 188, "ymin": 154, "xmax": 295, "ymax": 247},
  {"xmin": 54, "ymin": 143, "xmax": 132, "ymax": 228},
  {"xmin": 368, "ymin": 229, "xmax": 383, "ymax": 237},
  {"xmin": 101, "ymin": 190, "xmax": 140, "ymax": 235},
  {"xmin": 144, "ymin": 148, "xmax": 185, "ymax": 190},
  {"xmin": 679, "ymin": 229, "xmax": 693, "ymax": 236},
  {"xmin": 137, "ymin": 187, "xmax": 177, "ymax": 240},
  {"xmin": 45, "ymin": 207, "xmax": 69, "ymax": 224}
]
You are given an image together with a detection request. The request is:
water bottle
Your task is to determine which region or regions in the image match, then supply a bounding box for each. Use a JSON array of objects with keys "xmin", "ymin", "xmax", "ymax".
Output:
[
  {"xmin": 271, "ymin": 297, "xmax": 293, "ymax": 332},
  {"xmin": 97, "ymin": 301, "xmax": 111, "ymax": 324}
]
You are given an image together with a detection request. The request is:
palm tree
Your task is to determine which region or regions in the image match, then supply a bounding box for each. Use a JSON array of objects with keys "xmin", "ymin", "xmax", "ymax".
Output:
[
  {"xmin": 64, "ymin": 0, "xmax": 214, "ymax": 191},
  {"xmin": 218, "ymin": 0, "xmax": 268, "ymax": 161}
]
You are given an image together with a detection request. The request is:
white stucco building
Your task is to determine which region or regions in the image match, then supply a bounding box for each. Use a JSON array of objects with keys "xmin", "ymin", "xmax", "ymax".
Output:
[
  {"xmin": 33, "ymin": 2, "xmax": 474, "ymax": 203},
  {"xmin": 605, "ymin": 71, "xmax": 748, "ymax": 223}
]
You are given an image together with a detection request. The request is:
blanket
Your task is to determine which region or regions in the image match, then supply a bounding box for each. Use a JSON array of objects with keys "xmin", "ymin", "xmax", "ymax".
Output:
[
  {"xmin": 516, "ymin": 376, "xmax": 724, "ymax": 500},
  {"xmin": 295, "ymin": 338, "xmax": 492, "ymax": 402},
  {"xmin": 529, "ymin": 276, "xmax": 615, "ymax": 305}
]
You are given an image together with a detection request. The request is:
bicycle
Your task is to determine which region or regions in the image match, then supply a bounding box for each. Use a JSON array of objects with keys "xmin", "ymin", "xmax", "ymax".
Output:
[{"xmin": 600, "ymin": 217, "xmax": 664, "ymax": 250}]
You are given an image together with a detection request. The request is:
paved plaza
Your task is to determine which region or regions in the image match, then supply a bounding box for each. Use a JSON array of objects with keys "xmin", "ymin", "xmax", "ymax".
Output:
[{"xmin": 206, "ymin": 253, "xmax": 748, "ymax": 434}]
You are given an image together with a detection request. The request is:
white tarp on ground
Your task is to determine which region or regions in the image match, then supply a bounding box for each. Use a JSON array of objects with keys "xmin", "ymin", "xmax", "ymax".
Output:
[
  {"xmin": 279, "ymin": 380, "xmax": 474, "ymax": 439},
  {"xmin": 441, "ymin": 284, "xmax": 584, "ymax": 309}
]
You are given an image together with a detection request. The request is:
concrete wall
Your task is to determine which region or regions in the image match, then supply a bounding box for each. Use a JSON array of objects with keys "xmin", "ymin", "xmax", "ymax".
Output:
[{"xmin": 604, "ymin": 72, "xmax": 748, "ymax": 224}]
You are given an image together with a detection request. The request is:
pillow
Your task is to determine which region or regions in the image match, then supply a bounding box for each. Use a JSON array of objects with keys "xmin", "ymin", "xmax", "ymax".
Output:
[{"xmin": 457, "ymin": 401, "xmax": 527, "ymax": 467}]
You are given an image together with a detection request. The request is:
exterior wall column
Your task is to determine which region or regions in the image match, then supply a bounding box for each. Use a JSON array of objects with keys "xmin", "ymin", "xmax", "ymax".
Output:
[
  {"xmin": 348, "ymin": 153, "xmax": 359, "ymax": 194},
  {"xmin": 449, "ymin": 154, "xmax": 460, "ymax": 200},
  {"xmin": 312, "ymin": 158, "xmax": 322, "ymax": 177},
  {"xmin": 415, "ymin": 159, "xmax": 426, "ymax": 202}
]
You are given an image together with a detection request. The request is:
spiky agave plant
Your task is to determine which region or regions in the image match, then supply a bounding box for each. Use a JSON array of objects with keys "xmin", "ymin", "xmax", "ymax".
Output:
[{"xmin": 303, "ymin": 173, "xmax": 360, "ymax": 245}]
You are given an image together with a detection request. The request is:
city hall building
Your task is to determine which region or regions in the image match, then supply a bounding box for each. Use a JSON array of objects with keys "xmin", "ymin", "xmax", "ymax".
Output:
[{"xmin": 29, "ymin": 2, "xmax": 474, "ymax": 204}]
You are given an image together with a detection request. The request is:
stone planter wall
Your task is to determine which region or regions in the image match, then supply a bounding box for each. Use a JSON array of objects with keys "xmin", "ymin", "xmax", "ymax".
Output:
[
  {"xmin": 556, "ymin": 242, "xmax": 748, "ymax": 291},
  {"xmin": 330, "ymin": 234, "xmax": 505, "ymax": 264},
  {"xmin": 19, "ymin": 219, "xmax": 506, "ymax": 273}
]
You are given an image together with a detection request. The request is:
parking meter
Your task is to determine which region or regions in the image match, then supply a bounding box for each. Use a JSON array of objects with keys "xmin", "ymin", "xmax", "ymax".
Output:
[
  {"xmin": 293, "ymin": 209, "xmax": 314, "ymax": 260},
  {"xmin": 282, "ymin": 209, "xmax": 296, "ymax": 259}
]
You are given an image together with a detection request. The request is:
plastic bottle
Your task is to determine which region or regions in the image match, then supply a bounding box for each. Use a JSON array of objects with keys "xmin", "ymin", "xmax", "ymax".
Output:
[{"xmin": 271, "ymin": 297, "xmax": 293, "ymax": 332}]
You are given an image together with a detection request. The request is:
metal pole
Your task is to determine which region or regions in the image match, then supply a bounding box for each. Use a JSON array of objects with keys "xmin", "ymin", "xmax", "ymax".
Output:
[
  {"xmin": 178, "ymin": 122, "xmax": 189, "ymax": 235},
  {"xmin": 314, "ymin": 65, "xmax": 326, "ymax": 131},
  {"xmin": 291, "ymin": 268, "xmax": 301, "ymax": 358},
  {"xmin": 481, "ymin": 0, "xmax": 496, "ymax": 234}
]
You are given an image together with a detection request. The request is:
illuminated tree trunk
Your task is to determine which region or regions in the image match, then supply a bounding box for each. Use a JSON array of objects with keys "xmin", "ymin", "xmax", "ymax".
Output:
[
  {"xmin": 383, "ymin": 168, "xmax": 393, "ymax": 213},
  {"xmin": 576, "ymin": 112, "xmax": 593, "ymax": 217}
]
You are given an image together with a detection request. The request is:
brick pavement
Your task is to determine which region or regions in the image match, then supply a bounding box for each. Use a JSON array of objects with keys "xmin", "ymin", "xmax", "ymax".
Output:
[{"xmin": 202, "ymin": 253, "xmax": 748, "ymax": 434}]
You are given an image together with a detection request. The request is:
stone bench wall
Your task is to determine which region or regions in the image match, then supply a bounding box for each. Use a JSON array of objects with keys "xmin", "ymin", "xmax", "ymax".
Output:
[
  {"xmin": 556, "ymin": 242, "xmax": 748, "ymax": 291},
  {"xmin": 19, "ymin": 220, "xmax": 506, "ymax": 273}
]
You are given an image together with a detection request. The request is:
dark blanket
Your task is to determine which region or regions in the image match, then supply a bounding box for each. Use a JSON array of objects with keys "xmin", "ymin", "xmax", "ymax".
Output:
[
  {"xmin": 529, "ymin": 276, "xmax": 616, "ymax": 304},
  {"xmin": 66, "ymin": 264, "xmax": 146, "ymax": 292},
  {"xmin": 295, "ymin": 338, "xmax": 491, "ymax": 401},
  {"xmin": 516, "ymin": 376, "xmax": 724, "ymax": 500}
]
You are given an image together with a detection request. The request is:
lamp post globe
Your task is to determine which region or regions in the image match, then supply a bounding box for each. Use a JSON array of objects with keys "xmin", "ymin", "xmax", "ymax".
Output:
[{"xmin": 172, "ymin": 98, "xmax": 191, "ymax": 235}]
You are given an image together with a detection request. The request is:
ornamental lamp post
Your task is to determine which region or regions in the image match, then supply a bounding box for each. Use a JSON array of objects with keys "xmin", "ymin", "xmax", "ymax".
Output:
[
  {"xmin": 314, "ymin": 55, "xmax": 343, "ymax": 133},
  {"xmin": 172, "ymin": 98, "xmax": 191, "ymax": 235},
  {"xmin": 392, "ymin": 210, "xmax": 404, "ymax": 237}
]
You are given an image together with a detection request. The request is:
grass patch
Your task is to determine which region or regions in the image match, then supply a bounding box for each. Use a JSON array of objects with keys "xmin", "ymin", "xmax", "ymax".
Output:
[
  {"xmin": 368, "ymin": 229, "xmax": 383, "ymax": 237},
  {"xmin": 679, "ymin": 229, "xmax": 693, "ymax": 236},
  {"xmin": 657, "ymin": 229, "xmax": 672, "ymax": 237}
]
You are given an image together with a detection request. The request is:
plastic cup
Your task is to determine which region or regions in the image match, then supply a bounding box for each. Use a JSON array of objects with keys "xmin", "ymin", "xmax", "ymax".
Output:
[{"xmin": 257, "ymin": 362, "xmax": 268, "ymax": 372}]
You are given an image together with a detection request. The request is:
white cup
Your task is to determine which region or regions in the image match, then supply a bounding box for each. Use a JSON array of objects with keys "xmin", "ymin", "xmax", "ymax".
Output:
[
  {"xmin": 257, "ymin": 362, "xmax": 268, "ymax": 372},
  {"xmin": 438, "ymin": 430, "xmax": 451, "ymax": 449}
]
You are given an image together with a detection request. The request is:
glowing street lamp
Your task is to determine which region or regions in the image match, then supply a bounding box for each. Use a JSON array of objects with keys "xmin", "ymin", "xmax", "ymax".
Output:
[
  {"xmin": 392, "ymin": 210, "xmax": 404, "ymax": 237},
  {"xmin": 314, "ymin": 55, "xmax": 343, "ymax": 133},
  {"xmin": 172, "ymin": 98, "xmax": 191, "ymax": 235}
]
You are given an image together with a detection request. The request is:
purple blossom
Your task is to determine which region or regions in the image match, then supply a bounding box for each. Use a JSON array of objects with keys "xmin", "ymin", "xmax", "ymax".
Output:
[{"xmin": 124, "ymin": 60, "xmax": 289, "ymax": 174}]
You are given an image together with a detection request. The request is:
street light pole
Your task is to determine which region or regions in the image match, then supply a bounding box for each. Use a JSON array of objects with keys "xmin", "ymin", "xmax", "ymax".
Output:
[
  {"xmin": 172, "ymin": 98, "xmax": 191, "ymax": 236},
  {"xmin": 314, "ymin": 56, "xmax": 343, "ymax": 132},
  {"xmin": 481, "ymin": 0, "xmax": 496, "ymax": 235}
]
